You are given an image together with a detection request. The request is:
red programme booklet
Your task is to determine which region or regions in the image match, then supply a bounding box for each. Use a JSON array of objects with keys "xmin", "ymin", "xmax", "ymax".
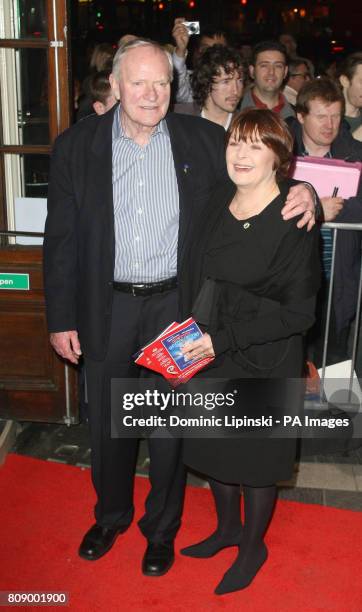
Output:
[{"xmin": 134, "ymin": 317, "xmax": 214, "ymax": 386}]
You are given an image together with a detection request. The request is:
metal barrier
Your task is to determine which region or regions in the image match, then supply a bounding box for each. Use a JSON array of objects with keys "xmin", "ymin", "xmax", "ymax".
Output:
[{"xmin": 319, "ymin": 222, "xmax": 362, "ymax": 404}]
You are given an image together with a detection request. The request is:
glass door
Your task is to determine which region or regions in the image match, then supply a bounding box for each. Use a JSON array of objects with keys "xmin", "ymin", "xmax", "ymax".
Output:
[
  {"xmin": 0, "ymin": 0, "xmax": 71, "ymax": 233},
  {"xmin": 0, "ymin": 0, "xmax": 78, "ymax": 425}
]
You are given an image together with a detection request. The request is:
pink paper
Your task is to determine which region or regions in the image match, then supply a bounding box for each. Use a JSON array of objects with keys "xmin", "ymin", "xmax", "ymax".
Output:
[{"xmin": 290, "ymin": 156, "xmax": 362, "ymax": 198}]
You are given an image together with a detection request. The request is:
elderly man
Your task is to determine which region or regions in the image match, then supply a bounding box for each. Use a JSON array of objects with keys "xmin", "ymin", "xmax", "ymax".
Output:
[
  {"xmin": 43, "ymin": 39, "xmax": 315, "ymax": 578},
  {"xmin": 241, "ymin": 40, "xmax": 295, "ymax": 120},
  {"xmin": 174, "ymin": 45, "xmax": 244, "ymax": 129}
]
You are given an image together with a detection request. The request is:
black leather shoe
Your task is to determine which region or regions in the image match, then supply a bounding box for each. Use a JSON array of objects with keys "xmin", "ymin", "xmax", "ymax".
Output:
[
  {"xmin": 78, "ymin": 523, "xmax": 127, "ymax": 561},
  {"xmin": 142, "ymin": 542, "xmax": 175, "ymax": 576}
]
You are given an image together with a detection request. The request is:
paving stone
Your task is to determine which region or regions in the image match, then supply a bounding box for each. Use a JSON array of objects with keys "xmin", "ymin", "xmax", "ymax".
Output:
[
  {"xmin": 324, "ymin": 489, "xmax": 362, "ymax": 511},
  {"xmin": 313, "ymin": 450, "xmax": 362, "ymax": 464},
  {"xmin": 278, "ymin": 487, "xmax": 324, "ymax": 505},
  {"xmin": 352, "ymin": 464, "xmax": 362, "ymax": 491},
  {"xmin": 294, "ymin": 462, "xmax": 357, "ymax": 491}
]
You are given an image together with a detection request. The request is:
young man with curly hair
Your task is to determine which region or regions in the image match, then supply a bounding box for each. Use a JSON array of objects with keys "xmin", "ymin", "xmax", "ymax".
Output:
[{"xmin": 174, "ymin": 45, "xmax": 245, "ymax": 129}]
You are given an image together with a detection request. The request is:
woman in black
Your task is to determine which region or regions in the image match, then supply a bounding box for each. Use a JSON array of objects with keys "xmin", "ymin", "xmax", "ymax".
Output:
[{"xmin": 179, "ymin": 109, "xmax": 320, "ymax": 595}]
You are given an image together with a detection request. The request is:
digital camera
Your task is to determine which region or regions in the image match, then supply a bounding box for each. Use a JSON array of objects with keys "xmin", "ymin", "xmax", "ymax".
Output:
[{"xmin": 183, "ymin": 21, "xmax": 200, "ymax": 36}]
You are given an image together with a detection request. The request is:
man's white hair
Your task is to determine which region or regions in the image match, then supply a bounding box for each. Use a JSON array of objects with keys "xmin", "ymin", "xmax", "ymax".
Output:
[{"xmin": 112, "ymin": 38, "xmax": 173, "ymax": 83}]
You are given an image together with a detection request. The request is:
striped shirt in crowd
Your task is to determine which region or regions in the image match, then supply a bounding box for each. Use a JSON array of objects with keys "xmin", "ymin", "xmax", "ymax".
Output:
[
  {"xmin": 112, "ymin": 107, "xmax": 179, "ymax": 283},
  {"xmin": 301, "ymin": 148, "xmax": 333, "ymax": 279}
]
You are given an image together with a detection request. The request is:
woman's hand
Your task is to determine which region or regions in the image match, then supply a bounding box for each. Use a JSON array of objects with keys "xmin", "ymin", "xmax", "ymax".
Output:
[{"xmin": 182, "ymin": 333, "xmax": 215, "ymax": 361}]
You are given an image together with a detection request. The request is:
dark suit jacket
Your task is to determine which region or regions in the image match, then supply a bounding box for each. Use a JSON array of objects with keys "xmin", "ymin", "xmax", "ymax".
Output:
[
  {"xmin": 172, "ymin": 102, "xmax": 201, "ymax": 116},
  {"xmin": 43, "ymin": 105, "xmax": 228, "ymax": 360}
]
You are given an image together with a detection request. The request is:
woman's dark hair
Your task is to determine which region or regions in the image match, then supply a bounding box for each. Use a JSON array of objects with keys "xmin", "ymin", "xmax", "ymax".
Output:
[
  {"xmin": 226, "ymin": 108, "xmax": 293, "ymax": 179},
  {"xmin": 191, "ymin": 45, "xmax": 244, "ymax": 108}
]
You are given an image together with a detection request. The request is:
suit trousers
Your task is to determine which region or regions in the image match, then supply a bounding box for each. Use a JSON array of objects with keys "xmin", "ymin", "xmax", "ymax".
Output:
[{"xmin": 84, "ymin": 288, "xmax": 186, "ymax": 543}]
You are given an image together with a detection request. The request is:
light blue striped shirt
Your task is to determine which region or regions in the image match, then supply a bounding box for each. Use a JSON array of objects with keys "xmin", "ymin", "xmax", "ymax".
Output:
[{"xmin": 112, "ymin": 107, "xmax": 179, "ymax": 282}]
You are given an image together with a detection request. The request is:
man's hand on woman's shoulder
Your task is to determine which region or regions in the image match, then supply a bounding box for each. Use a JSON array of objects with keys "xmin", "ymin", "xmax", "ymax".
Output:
[{"xmin": 281, "ymin": 183, "xmax": 316, "ymax": 231}]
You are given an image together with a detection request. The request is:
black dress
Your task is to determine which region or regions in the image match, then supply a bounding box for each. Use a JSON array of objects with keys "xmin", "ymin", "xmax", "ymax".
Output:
[{"xmin": 179, "ymin": 180, "xmax": 320, "ymax": 486}]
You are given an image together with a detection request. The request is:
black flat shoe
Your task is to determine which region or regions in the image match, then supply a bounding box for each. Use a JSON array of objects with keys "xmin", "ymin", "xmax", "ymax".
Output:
[
  {"xmin": 180, "ymin": 528, "xmax": 242, "ymax": 558},
  {"xmin": 214, "ymin": 543, "xmax": 268, "ymax": 595},
  {"xmin": 78, "ymin": 523, "xmax": 127, "ymax": 561},
  {"xmin": 142, "ymin": 541, "xmax": 175, "ymax": 577}
]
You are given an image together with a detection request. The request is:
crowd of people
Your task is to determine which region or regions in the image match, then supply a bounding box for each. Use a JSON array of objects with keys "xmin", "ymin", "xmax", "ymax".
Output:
[{"xmin": 44, "ymin": 22, "xmax": 362, "ymax": 598}]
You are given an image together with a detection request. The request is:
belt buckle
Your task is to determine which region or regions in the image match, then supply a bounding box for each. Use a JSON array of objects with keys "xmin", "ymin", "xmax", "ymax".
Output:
[{"xmin": 132, "ymin": 283, "xmax": 145, "ymax": 297}]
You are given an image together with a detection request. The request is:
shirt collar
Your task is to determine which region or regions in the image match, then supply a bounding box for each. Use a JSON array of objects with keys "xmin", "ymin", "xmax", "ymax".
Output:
[
  {"xmin": 112, "ymin": 105, "xmax": 167, "ymax": 142},
  {"xmin": 251, "ymin": 89, "xmax": 286, "ymax": 113},
  {"xmin": 200, "ymin": 109, "xmax": 233, "ymax": 131},
  {"xmin": 284, "ymin": 84, "xmax": 298, "ymax": 96},
  {"xmin": 301, "ymin": 141, "xmax": 332, "ymax": 159}
]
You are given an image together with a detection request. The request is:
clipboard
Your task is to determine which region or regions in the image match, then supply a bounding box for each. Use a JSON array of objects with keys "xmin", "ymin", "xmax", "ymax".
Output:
[{"xmin": 290, "ymin": 156, "xmax": 362, "ymax": 198}]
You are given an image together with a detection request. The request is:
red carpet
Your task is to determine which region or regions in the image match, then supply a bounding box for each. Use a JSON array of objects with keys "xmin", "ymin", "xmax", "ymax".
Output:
[{"xmin": 0, "ymin": 454, "xmax": 361, "ymax": 611}]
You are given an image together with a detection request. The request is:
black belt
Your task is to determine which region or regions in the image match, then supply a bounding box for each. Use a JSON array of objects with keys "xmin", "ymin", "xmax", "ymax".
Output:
[{"xmin": 113, "ymin": 277, "xmax": 177, "ymax": 297}]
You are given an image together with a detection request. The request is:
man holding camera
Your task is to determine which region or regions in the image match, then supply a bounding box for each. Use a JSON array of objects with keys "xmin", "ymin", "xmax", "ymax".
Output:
[{"xmin": 172, "ymin": 18, "xmax": 228, "ymax": 103}]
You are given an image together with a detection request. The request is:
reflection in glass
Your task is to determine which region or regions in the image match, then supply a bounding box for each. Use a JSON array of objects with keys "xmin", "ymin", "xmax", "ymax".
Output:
[
  {"xmin": 5, "ymin": 153, "xmax": 50, "ymax": 198},
  {"xmin": 0, "ymin": 48, "xmax": 50, "ymax": 146},
  {"xmin": 2, "ymin": 153, "xmax": 49, "ymax": 245},
  {"xmin": 23, "ymin": 154, "xmax": 49, "ymax": 198},
  {"xmin": 19, "ymin": 48, "xmax": 49, "ymax": 145},
  {"xmin": 17, "ymin": 0, "xmax": 47, "ymax": 39}
]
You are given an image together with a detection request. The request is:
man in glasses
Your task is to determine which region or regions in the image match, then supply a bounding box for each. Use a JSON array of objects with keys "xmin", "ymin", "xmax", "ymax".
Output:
[
  {"xmin": 241, "ymin": 40, "xmax": 295, "ymax": 120},
  {"xmin": 283, "ymin": 57, "xmax": 311, "ymax": 108}
]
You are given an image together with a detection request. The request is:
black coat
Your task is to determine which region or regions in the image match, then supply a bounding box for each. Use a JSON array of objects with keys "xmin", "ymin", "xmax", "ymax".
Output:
[
  {"xmin": 179, "ymin": 179, "xmax": 320, "ymax": 375},
  {"xmin": 179, "ymin": 179, "xmax": 321, "ymax": 485},
  {"xmin": 43, "ymin": 105, "xmax": 228, "ymax": 360}
]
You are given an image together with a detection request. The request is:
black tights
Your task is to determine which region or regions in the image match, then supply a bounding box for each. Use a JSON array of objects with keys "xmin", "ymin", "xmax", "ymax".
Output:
[
  {"xmin": 213, "ymin": 479, "xmax": 277, "ymax": 595},
  {"xmin": 209, "ymin": 477, "xmax": 241, "ymax": 538},
  {"xmin": 181, "ymin": 477, "xmax": 276, "ymax": 562},
  {"xmin": 242, "ymin": 482, "xmax": 277, "ymax": 549},
  {"xmin": 210, "ymin": 477, "xmax": 277, "ymax": 549}
]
